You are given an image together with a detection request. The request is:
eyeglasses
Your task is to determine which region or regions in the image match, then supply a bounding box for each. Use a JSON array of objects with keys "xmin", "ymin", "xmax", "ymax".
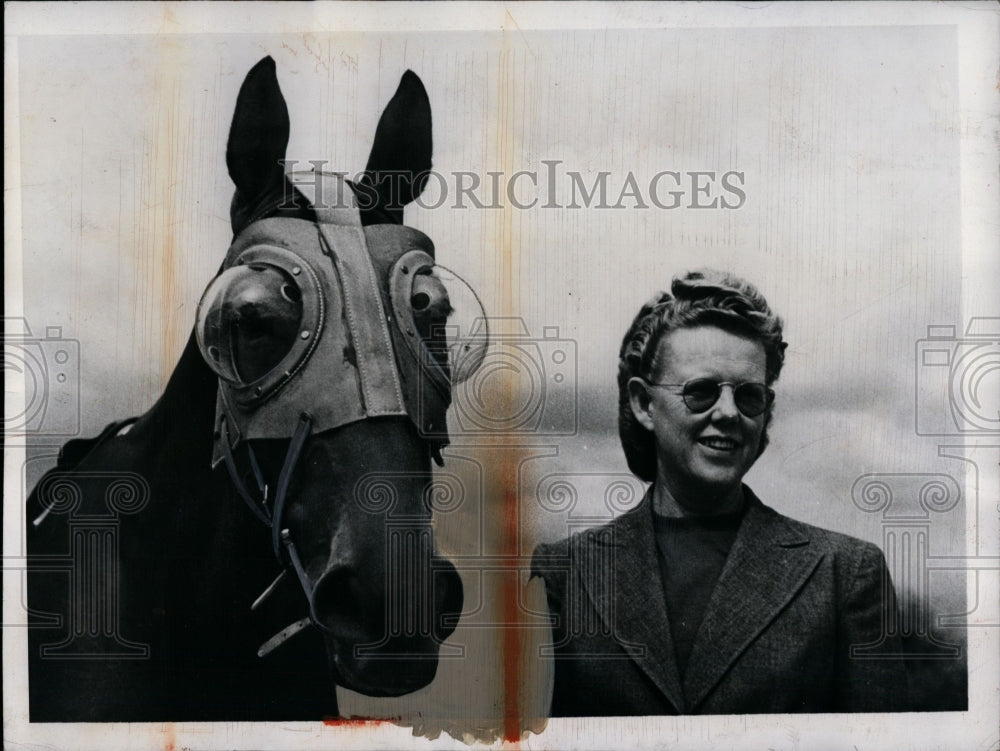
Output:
[{"xmin": 644, "ymin": 378, "xmax": 773, "ymax": 417}]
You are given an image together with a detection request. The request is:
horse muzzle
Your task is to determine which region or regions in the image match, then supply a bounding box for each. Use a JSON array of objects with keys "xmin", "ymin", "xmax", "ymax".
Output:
[{"xmin": 309, "ymin": 551, "xmax": 463, "ymax": 696}]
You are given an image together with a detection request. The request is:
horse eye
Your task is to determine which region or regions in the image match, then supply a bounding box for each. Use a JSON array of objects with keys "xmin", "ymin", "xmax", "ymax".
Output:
[
  {"xmin": 410, "ymin": 274, "xmax": 452, "ymax": 318},
  {"xmin": 197, "ymin": 264, "xmax": 305, "ymax": 384}
]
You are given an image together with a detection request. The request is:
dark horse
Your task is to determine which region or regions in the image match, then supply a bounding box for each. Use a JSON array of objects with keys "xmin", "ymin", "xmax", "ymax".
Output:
[{"xmin": 26, "ymin": 57, "xmax": 475, "ymax": 721}]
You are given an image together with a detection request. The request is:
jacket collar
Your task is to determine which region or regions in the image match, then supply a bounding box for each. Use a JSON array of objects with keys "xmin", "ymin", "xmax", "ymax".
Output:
[
  {"xmin": 580, "ymin": 486, "xmax": 686, "ymax": 712},
  {"xmin": 579, "ymin": 486, "xmax": 823, "ymax": 714}
]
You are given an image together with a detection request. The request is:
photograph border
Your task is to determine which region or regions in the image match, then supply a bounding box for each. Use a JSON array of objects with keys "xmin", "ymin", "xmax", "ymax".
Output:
[{"xmin": 4, "ymin": 3, "xmax": 997, "ymax": 750}]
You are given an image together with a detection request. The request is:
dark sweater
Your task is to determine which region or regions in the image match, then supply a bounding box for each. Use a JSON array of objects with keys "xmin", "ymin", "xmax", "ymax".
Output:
[{"xmin": 653, "ymin": 502, "xmax": 745, "ymax": 678}]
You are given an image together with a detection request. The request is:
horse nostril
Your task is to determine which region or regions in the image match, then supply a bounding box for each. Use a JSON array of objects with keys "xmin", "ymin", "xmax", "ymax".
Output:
[
  {"xmin": 311, "ymin": 558, "xmax": 463, "ymax": 644},
  {"xmin": 311, "ymin": 568, "xmax": 369, "ymax": 640}
]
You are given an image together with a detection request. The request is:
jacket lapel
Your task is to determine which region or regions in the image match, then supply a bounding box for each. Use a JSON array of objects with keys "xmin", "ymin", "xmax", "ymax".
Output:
[
  {"xmin": 578, "ymin": 492, "xmax": 686, "ymax": 713},
  {"xmin": 682, "ymin": 492, "xmax": 824, "ymax": 712}
]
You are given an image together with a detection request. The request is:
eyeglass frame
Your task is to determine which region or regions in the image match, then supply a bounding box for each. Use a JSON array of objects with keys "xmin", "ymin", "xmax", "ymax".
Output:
[{"xmin": 641, "ymin": 377, "xmax": 775, "ymax": 418}]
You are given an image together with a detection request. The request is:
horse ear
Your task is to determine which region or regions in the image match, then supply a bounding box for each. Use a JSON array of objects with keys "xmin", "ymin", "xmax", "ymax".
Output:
[
  {"xmin": 358, "ymin": 70, "xmax": 432, "ymax": 224},
  {"xmin": 226, "ymin": 57, "xmax": 289, "ymax": 204}
]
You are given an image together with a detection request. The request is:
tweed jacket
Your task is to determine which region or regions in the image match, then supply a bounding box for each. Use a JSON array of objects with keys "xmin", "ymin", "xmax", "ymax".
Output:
[{"xmin": 531, "ymin": 487, "xmax": 909, "ymax": 715}]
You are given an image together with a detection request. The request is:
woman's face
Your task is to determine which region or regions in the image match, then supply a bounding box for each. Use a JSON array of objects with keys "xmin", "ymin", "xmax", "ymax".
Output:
[{"xmin": 630, "ymin": 325, "xmax": 768, "ymax": 512}]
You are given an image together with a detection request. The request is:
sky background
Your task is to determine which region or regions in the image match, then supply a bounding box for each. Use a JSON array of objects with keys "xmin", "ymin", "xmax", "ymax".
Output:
[
  {"xmin": 8, "ymin": 15, "xmax": 994, "ymax": 741},
  {"xmin": 15, "ymin": 26, "xmax": 968, "ymax": 541}
]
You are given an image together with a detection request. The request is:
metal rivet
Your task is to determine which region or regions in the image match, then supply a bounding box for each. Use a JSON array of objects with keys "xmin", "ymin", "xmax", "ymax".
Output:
[
  {"xmin": 255, "ymin": 386, "xmax": 263, "ymax": 395},
  {"xmin": 402, "ymin": 266, "xmax": 409, "ymax": 274},
  {"xmin": 406, "ymin": 328, "xmax": 414, "ymax": 336},
  {"xmin": 292, "ymin": 266, "xmax": 301, "ymax": 275},
  {"xmin": 300, "ymin": 331, "xmax": 310, "ymax": 339}
]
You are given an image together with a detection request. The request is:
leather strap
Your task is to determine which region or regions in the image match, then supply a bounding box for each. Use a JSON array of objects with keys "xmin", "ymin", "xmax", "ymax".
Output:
[
  {"xmin": 220, "ymin": 418, "xmax": 271, "ymax": 526},
  {"xmin": 270, "ymin": 413, "xmax": 313, "ymax": 559},
  {"xmin": 318, "ymin": 223, "xmax": 406, "ymax": 418},
  {"xmin": 219, "ymin": 413, "xmax": 318, "ymax": 642},
  {"xmin": 290, "ymin": 171, "xmax": 361, "ymax": 227},
  {"xmin": 219, "ymin": 411, "xmax": 313, "ymax": 563}
]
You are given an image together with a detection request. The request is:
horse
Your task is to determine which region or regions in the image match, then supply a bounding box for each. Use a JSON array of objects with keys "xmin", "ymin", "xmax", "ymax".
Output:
[{"xmin": 25, "ymin": 56, "xmax": 479, "ymax": 722}]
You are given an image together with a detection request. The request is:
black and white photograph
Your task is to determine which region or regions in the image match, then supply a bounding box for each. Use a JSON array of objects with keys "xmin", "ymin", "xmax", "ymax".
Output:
[{"xmin": 4, "ymin": 3, "xmax": 998, "ymax": 750}]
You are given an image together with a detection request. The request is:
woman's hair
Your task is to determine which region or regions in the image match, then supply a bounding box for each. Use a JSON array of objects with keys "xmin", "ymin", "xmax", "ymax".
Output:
[{"xmin": 617, "ymin": 269, "xmax": 788, "ymax": 482}]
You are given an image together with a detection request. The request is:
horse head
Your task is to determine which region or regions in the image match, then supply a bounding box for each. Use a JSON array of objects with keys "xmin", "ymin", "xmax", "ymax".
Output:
[{"xmin": 196, "ymin": 57, "xmax": 481, "ymax": 696}]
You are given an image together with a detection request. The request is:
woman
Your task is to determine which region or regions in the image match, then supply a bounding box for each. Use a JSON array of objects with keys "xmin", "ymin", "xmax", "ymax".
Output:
[{"xmin": 532, "ymin": 269, "xmax": 908, "ymax": 715}]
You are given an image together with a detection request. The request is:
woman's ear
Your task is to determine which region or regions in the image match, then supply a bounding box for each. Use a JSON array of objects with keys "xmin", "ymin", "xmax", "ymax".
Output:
[{"xmin": 627, "ymin": 377, "xmax": 655, "ymax": 432}]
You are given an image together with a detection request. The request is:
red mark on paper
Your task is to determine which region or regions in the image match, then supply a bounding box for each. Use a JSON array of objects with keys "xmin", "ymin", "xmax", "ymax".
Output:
[
  {"xmin": 322, "ymin": 715, "xmax": 397, "ymax": 727},
  {"xmin": 502, "ymin": 477, "xmax": 523, "ymax": 744}
]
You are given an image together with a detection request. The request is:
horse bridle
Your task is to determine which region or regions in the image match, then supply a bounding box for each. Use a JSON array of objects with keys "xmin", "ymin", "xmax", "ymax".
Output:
[
  {"xmin": 201, "ymin": 174, "xmax": 462, "ymax": 657},
  {"xmin": 217, "ymin": 412, "xmax": 321, "ymax": 656}
]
